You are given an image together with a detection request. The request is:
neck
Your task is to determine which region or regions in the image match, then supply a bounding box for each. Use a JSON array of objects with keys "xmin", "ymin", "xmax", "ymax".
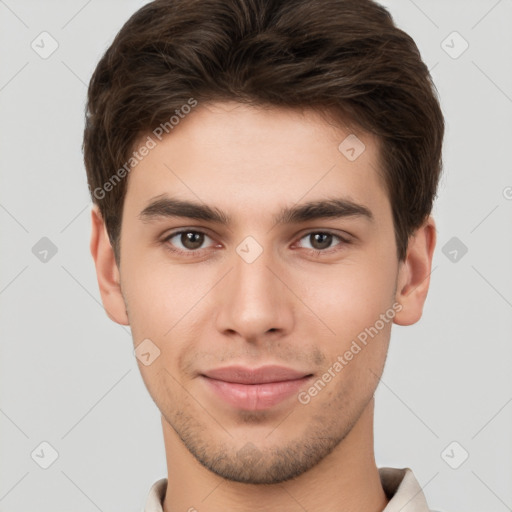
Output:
[{"xmin": 161, "ymin": 397, "xmax": 388, "ymax": 512}]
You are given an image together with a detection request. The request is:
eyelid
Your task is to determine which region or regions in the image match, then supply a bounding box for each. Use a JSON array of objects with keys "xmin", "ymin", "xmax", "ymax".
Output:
[{"xmin": 294, "ymin": 228, "xmax": 353, "ymax": 244}]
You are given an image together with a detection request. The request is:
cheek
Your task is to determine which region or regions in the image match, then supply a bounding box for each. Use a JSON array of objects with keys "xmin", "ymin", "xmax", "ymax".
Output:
[
  {"xmin": 122, "ymin": 254, "xmax": 205, "ymax": 335},
  {"xmin": 122, "ymin": 258, "xmax": 214, "ymax": 380},
  {"xmin": 299, "ymin": 257, "xmax": 397, "ymax": 342}
]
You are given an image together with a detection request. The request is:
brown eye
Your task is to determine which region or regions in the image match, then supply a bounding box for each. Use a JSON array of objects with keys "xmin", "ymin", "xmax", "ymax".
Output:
[
  {"xmin": 179, "ymin": 231, "xmax": 205, "ymax": 250},
  {"xmin": 309, "ymin": 233, "xmax": 333, "ymax": 250},
  {"xmin": 164, "ymin": 230, "xmax": 215, "ymax": 254},
  {"xmin": 296, "ymin": 231, "xmax": 349, "ymax": 254}
]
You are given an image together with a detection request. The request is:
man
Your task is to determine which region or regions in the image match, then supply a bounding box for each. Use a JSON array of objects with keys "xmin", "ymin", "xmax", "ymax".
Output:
[{"xmin": 83, "ymin": 0, "xmax": 444, "ymax": 510}]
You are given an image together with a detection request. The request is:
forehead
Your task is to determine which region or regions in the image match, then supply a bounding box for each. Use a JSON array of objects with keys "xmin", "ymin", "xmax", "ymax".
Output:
[{"xmin": 123, "ymin": 101, "xmax": 389, "ymax": 223}]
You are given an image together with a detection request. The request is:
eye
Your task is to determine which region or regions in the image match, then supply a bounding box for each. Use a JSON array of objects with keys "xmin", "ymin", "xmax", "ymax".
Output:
[
  {"xmin": 163, "ymin": 229, "xmax": 217, "ymax": 256},
  {"xmin": 162, "ymin": 229, "xmax": 351, "ymax": 259},
  {"xmin": 295, "ymin": 231, "xmax": 350, "ymax": 254}
]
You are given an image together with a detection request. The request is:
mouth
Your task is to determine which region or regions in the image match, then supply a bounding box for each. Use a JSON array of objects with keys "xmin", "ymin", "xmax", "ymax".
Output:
[{"xmin": 200, "ymin": 365, "xmax": 314, "ymax": 411}]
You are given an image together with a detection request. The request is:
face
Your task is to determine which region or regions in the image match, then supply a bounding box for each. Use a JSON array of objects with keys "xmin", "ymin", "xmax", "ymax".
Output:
[{"xmin": 94, "ymin": 101, "xmax": 427, "ymax": 484}]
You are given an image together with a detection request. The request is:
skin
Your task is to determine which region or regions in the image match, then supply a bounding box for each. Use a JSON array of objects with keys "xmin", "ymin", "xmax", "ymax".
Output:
[{"xmin": 90, "ymin": 101, "xmax": 436, "ymax": 512}]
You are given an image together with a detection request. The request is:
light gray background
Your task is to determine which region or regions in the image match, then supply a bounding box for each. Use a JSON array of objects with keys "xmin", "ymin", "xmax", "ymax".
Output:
[{"xmin": 1, "ymin": 1, "xmax": 511, "ymax": 511}]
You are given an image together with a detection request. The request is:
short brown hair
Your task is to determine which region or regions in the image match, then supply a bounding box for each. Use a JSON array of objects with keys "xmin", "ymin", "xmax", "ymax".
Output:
[{"xmin": 83, "ymin": 0, "xmax": 444, "ymax": 266}]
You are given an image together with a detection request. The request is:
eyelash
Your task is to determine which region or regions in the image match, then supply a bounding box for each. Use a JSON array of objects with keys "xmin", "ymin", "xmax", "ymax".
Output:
[{"xmin": 161, "ymin": 229, "xmax": 352, "ymax": 258}]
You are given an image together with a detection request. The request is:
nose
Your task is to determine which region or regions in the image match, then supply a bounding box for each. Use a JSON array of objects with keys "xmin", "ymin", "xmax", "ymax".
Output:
[{"xmin": 214, "ymin": 242, "xmax": 295, "ymax": 344}]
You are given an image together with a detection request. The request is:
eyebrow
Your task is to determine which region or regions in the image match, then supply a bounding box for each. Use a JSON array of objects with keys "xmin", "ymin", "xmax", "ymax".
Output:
[{"xmin": 138, "ymin": 194, "xmax": 374, "ymax": 226}]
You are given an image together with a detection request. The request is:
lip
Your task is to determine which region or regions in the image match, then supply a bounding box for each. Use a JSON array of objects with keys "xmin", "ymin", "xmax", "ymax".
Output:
[{"xmin": 200, "ymin": 365, "xmax": 313, "ymax": 411}]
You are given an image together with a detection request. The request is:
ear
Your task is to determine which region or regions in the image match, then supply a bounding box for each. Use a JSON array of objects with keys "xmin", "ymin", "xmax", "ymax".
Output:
[
  {"xmin": 89, "ymin": 204, "xmax": 129, "ymax": 326},
  {"xmin": 393, "ymin": 216, "xmax": 437, "ymax": 326}
]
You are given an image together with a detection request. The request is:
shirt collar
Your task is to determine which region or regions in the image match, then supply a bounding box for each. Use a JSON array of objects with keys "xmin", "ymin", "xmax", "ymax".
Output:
[
  {"xmin": 143, "ymin": 467, "xmax": 432, "ymax": 512},
  {"xmin": 380, "ymin": 467, "xmax": 431, "ymax": 511}
]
